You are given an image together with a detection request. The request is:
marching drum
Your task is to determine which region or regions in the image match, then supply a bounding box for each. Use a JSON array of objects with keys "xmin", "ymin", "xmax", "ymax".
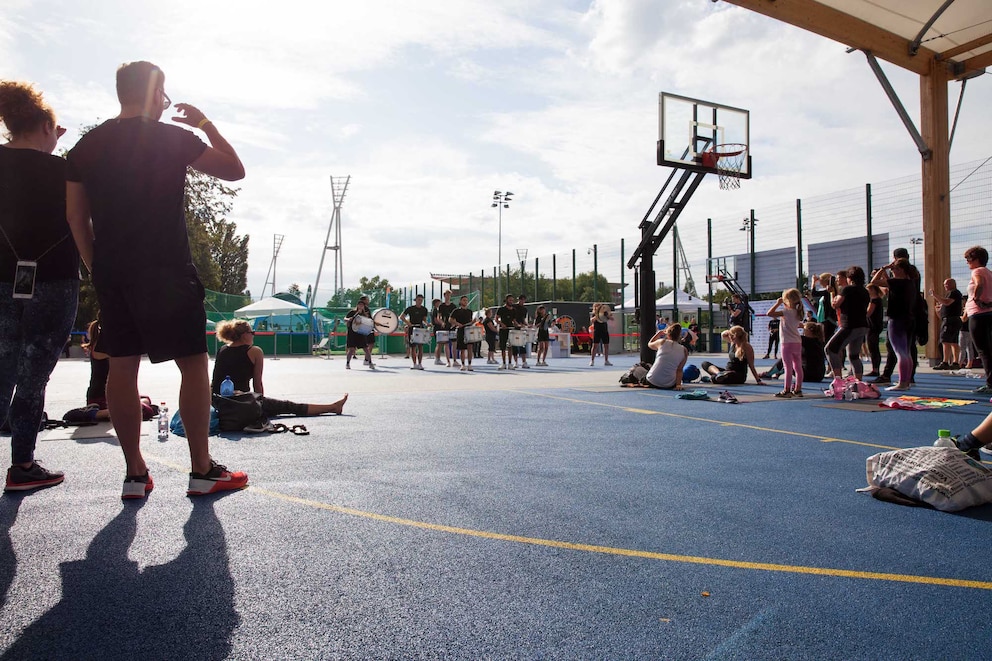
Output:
[
  {"xmin": 525, "ymin": 328, "xmax": 538, "ymax": 344},
  {"xmin": 508, "ymin": 329, "xmax": 527, "ymax": 347},
  {"xmin": 410, "ymin": 327, "xmax": 431, "ymax": 344},
  {"xmin": 436, "ymin": 330, "xmax": 451, "ymax": 343},
  {"xmin": 463, "ymin": 326, "xmax": 484, "ymax": 344},
  {"xmin": 372, "ymin": 308, "xmax": 398, "ymax": 334},
  {"xmin": 352, "ymin": 315, "xmax": 374, "ymax": 335}
]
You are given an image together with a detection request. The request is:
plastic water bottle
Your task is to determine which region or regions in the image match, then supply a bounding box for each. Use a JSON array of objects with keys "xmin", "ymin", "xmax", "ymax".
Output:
[
  {"xmin": 934, "ymin": 429, "xmax": 956, "ymax": 449},
  {"xmin": 220, "ymin": 376, "xmax": 235, "ymax": 397},
  {"xmin": 157, "ymin": 402, "xmax": 169, "ymax": 442}
]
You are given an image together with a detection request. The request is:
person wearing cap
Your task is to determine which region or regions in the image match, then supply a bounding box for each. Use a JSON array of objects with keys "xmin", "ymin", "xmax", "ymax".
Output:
[{"xmin": 401, "ymin": 294, "xmax": 429, "ymax": 370}]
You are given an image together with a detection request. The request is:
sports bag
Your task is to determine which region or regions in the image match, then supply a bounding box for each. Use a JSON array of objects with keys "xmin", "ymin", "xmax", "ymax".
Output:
[
  {"xmin": 211, "ymin": 393, "xmax": 268, "ymax": 431},
  {"xmin": 864, "ymin": 446, "xmax": 992, "ymax": 512}
]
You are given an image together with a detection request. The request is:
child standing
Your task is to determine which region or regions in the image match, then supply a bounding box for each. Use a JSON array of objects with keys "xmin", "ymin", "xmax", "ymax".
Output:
[{"xmin": 767, "ymin": 288, "xmax": 805, "ymax": 397}]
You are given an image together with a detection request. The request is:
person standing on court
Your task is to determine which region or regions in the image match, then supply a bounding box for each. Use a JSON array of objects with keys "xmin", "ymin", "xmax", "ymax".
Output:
[
  {"xmin": 496, "ymin": 294, "xmax": 515, "ymax": 370},
  {"xmin": 0, "ymin": 81, "xmax": 78, "ymax": 492},
  {"xmin": 930, "ymin": 278, "xmax": 963, "ymax": 370},
  {"xmin": 448, "ymin": 295, "xmax": 475, "ymax": 371},
  {"xmin": 514, "ymin": 294, "xmax": 532, "ymax": 369},
  {"xmin": 963, "ymin": 246, "xmax": 992, "ymax": 394},
  {"xmin": 65, "ymin": 61, "xmax": 248, "ymax": 499},
  {"xmin": 589, "ymin": 302, "xmax": 613, "ymax": 367},
  {"xmin": 401, "ymin": 294, "xmax": 429, "ymax": 370}
]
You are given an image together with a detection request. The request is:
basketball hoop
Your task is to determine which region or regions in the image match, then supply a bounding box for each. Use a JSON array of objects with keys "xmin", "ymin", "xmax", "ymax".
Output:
[{"xmin": 703, "ymin": 143, "xmax": 747, "ymax": 190}]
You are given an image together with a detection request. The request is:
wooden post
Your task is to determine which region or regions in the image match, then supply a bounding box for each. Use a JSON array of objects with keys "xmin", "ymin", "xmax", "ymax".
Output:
[{"xmin": 920, "ymin": 58, "xmax": 951, "ymax": 365}]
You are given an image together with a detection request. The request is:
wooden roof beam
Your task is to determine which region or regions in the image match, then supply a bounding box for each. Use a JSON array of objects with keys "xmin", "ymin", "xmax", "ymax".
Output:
[
  {"xmin": 937, "ymin": 32, "xmax": 992, "ymax": 61},
  {"xmin": 719, "ymin": 0, "xmax": 935, "ymax": 75}
]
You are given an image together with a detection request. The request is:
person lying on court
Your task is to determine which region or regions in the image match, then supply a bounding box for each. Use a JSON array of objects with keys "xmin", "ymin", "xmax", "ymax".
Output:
[
  {"xmin": 211, "ymin": 320, "xmax": 348, "ymax": 422},
  {"xmin": 700, "ymin": 325, "xmax": 764, "ymax": 385}
]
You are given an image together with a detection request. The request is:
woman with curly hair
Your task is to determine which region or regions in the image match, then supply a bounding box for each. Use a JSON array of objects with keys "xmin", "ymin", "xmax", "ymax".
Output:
[
  {"xmin": 0, "ymin": 81, "xmax": 78, "ymax": 492},
  {"xmin": 212, "ymin": 319, "xmax": 347, "ymax": 417}
]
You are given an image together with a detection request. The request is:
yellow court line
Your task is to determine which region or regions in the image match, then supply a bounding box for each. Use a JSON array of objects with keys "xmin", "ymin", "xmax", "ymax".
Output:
[
  {"xmin": 250, "ymin": 486, "xmax": 992, "ymax": 592},
  {"xmin": 516, "ymin": 390, "xmax": 903, "ymax": 452}
]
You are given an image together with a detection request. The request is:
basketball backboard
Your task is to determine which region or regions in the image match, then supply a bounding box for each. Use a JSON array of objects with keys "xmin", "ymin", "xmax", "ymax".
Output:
[{"xmin": 658, "ymin": 92, "xmax": 751, "ymax": 179}]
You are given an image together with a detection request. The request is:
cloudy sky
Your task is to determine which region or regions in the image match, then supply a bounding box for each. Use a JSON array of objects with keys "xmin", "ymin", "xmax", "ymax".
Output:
[{"xmin": 3, "ymin": 0, "xmax": 990, "ymax": 302}]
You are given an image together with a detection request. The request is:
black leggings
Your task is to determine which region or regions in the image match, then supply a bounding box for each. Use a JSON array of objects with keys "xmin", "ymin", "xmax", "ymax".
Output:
[
  {"xmin": 260, "ymin": 397, "xmax": 308, "ymax": 418},
  {"xmin": 701, "ymin": 360, "xmax": 746, "ymax": 385}
]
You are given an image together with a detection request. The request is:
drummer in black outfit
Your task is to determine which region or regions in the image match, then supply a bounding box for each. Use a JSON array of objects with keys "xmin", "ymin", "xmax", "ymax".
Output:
[
  {"xmin": 496, "ymin": 295, "xmax": 515, "ymax": 370},
  {"xmin": 483, "ymin": 308, "xmax": 499, "ymax": 364},
  {"xmin": 510, "ymin": 294, "xmax": 530, "ymax": 369},
  {"xmin": 344, "ymin": 299, "xmax": 375, "ymax": 370},
  {"xmin": 401, "ymin": 294, "xmax": 429, "ymax": 370},
  {"xmin": 435, "ymin": 290, "xmax": 457, "ymax": 367},
  {"xmin": 449, "ymin": 295, "xmax": 476, "ymax": 372}
]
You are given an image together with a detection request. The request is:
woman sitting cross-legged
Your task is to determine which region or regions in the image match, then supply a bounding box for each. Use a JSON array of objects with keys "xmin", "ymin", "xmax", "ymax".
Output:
[{"xmin": 212, "ymin": 320, "xmax": 348, "ymax": 417}]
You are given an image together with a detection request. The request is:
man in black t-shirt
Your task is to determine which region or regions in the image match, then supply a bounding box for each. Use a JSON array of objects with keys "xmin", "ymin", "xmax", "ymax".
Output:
[
  {"xmin": 932, "ymin": 278, "xmax": 963, "ymax": 369},
  {"xmin": 401, "ymin": 294, "xmax": 429, "ymax": 369},
  {"xmin": 513, "ymin": 294, "xmax": 531, "ymax": 369},
  {"xmin": 66, "ymin": 61, "xmax": 247, "ymax": 499},
  {"xmin": 496, "ymin": 295, "xmax": 515, "ymax": 370},
  {"xmin": 448, "ymin": 296, "xmax": 475, "ymax": 371},
  {"xmin": 434, "ymin": 290, "xmax": 457, "ymax": 367}
]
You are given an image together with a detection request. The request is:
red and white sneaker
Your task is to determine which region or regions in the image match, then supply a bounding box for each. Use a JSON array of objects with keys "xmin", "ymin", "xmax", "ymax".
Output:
[
  {"xmin": 122, "ymin": 472, "xmax": 154, "ymax": 500},
  {"xmin": 187, "ymin": 460, "xmax": 249, "ymax": 496}
]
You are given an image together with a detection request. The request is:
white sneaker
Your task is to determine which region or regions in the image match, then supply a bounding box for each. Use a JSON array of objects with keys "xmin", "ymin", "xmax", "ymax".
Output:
[
  {"xmin": 510, "ymin": 364, "xmax": 517, "ymax": 370},
  {"xmin": 460, "ymin": 365, "xmax": 467, "ymax": 372},
  {"xmin": 434, "ymin": 359, "xmax": 443, "ymax": 365},
  {"xmin": 604, "ymin": 361, "xmax": 613, "ymax": 366},
  {"xmin": 467, "ymin": 365, "xmax": 474, "ymax": 371},
  {"xmin": 521, "ymin": 362, "xmax": 530, "ymax": 369},
  {"xmin": 498, "ymin": 364, "xmax": 507, "ymax": 370},
  {"xmin": 589, "ymin": 360, "xmax": 595, "ymax": 366},
  {"xmin": 417, "ymin": 364, "xmax": 424, "ymax": 370}
]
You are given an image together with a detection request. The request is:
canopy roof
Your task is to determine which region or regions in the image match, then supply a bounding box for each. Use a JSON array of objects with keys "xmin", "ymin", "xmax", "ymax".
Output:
[
  {"xmin": 234, "ymin": 296, "xmax": 309, "ymax": 317},
  {"xmin": 723, "ymin": 0, "xmax": 992, "ymax": 78}
]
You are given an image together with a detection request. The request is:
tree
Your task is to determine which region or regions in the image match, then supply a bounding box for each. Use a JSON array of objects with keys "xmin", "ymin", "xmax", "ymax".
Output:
[
  {"xmin": 287, "ymin": 283, "xmax": 302, "ymax": 298},
  {"xmin": 184, "ymin": 170, "xmax": 249, "ymax": 295}
]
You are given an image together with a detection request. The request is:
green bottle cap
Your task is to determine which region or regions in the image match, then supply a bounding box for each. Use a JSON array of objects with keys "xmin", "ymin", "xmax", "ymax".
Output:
[{"xmin": 937, "ymin": 429, "xmax": 951, "ymax": 437}]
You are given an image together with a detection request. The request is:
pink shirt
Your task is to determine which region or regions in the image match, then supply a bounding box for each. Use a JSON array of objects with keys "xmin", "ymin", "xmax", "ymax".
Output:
[{"xmin": 966, "ymin": 267, "xmax": 992, "ymax": 316}]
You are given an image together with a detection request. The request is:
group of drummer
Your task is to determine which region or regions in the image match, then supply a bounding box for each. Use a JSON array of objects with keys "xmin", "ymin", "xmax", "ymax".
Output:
[{"xmin": 382, "ymin": 291, "xmax": 554, "ymax": 372}]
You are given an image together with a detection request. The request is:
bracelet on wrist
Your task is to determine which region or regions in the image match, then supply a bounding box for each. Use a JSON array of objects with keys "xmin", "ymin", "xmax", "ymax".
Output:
[{"xmin": 197, "ymin": 118, "xmax": 212, "ymax": 130}]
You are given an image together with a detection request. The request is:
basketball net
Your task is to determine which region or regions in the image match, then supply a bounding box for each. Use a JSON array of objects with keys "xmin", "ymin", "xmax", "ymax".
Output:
[{"xmin": 703, "ymin": 143, "xmax": 747, "ymax": 190}]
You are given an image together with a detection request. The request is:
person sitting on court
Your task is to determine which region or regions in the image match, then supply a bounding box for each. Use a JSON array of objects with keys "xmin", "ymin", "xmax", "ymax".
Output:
[
  {"xmin": 212, "ymin": 320, "xmax": 347, "ymax": 416},
  {"xmin": 701, "ymin": 325, "xmax": 764, "ymax": 385},
  {"xmin": 760, "ymin": 321, "xmax": 827, "ymax": 384},
  {"xmin": 80, "ymin": 319, "xmax": 112, "ymax": 421},
  {"xmin": 641, "ymin": 324, "xmax": 689, "ymax": 390}
]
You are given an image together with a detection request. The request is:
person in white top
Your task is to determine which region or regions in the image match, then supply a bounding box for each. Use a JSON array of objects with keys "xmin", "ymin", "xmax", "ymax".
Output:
[
  {"xmin": 643, "ymin": 325, "xmax": 689, "ymax": 389},
  {"xmin": 767, "ymin": 288, "xmax": 806, "ymax": 398}
]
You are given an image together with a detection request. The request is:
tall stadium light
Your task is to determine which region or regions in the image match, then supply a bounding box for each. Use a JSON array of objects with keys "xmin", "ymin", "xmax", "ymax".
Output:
[{"xmin": 492, "ymin": 190, "xmax": 513, "ymax": 302}]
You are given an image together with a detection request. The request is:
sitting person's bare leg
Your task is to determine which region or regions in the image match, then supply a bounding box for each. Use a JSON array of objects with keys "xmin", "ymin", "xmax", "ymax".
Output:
[{"xmin": 305, "ymin": 394, "xmax": 349, "ymax": 416}]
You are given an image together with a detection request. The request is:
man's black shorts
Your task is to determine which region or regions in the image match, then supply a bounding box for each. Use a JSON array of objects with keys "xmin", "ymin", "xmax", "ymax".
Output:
[
  {"xmin": 498, "ymin": 328, "xmax": 510, "ymax": 351},
  {"xmin": 93, "ymin": 263, "xmax": 207, "ymax": 363},
  {"xmin": 940, "ymin": 318, "xmax": 962, "ymax": 344}
]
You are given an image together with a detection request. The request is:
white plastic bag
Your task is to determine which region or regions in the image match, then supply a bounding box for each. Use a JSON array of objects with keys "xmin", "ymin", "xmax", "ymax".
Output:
[{"xmin": 864, "ymin": 446, "xmax": 992, "ymax": 512}]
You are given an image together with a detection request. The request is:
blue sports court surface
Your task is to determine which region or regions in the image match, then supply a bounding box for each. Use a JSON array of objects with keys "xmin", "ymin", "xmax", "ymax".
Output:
[{"xmin": 1, "ymin": 353, "xmax": 990, "ymax": 659}]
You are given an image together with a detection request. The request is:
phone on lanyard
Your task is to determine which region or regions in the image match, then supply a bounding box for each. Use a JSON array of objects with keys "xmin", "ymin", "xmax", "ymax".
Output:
[{"xmin": 13, "ymin": 260, "xmax": 37, "ymax": 299}]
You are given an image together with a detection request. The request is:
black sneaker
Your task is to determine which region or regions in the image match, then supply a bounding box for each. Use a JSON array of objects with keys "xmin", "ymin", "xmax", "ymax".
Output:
[
  {"xmin": 5, "ymin": 461, "xmax": 64, "ymax": 492},
  {"xmin": 933, "ymin": 362, "xmax": 950, "ymax": 370},
  {"xmin": 871, "ymin": 376, "xmax": 891, "ymax": 385}
]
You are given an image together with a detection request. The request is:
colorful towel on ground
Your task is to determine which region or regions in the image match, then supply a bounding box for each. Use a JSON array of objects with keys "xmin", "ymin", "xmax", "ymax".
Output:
[{"xmin": 879, "ymin": 396, "xmax": 976, "ymax": 411}]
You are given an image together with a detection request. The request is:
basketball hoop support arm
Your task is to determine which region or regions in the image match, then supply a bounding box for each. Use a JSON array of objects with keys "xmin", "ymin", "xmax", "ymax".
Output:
[{"xmin": 627, "ymin": 167, "xmax": 708, "ymax": 363}]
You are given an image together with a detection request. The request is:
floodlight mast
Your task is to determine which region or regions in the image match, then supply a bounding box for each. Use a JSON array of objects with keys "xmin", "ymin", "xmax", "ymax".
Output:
[
  {"xmin": 492, "ymin": 190, "xmax": 513, "ymax": 302},
  {"xmin": 313, "ymin": 175, "xmax": 350, "ymax": 309}
]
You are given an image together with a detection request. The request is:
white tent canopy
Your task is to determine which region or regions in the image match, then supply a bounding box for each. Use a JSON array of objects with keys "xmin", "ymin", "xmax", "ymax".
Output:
[
  {"xmin": 622, "ymin": 290, "xmax": 708, "ymax": 309},
  {"xmin": 234, "ymin": 297, "xmax": 309, "ymax": 317}
]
